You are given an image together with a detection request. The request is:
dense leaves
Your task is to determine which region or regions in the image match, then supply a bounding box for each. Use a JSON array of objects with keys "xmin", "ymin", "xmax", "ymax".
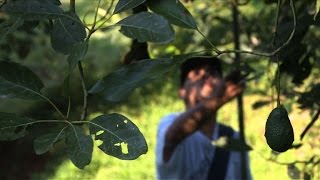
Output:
[
  {"xmin": 0, "ymin": 112, "xmax": 35, "ymax": 141},
  {"xmin": 116, "ymin": 12, "xmax": 175, "ymax": 43},
  {"xmin": 89, "ymin": 114, "xmax": 147, "ymax": 160},
  {"xmin": 66, "ymin": 125, "xmax": 93, "ymax": 169},
  {"xmin": 0, "ymin": 61, "xmax": 44, "ymax": 100},
  {"xmin": 147, "ymin": 0, "xmax": 198, "ymax": 29},
  {"xmin": 89, "ymin": 58, "xmax": 174, "ymax": 102},
  {"xmin": 114, "ymin": 0, "xmax": 146, "ymax": 14},
  {"xmin": 2, "ymin": 0, "xmax": 63, "ymax": 21}
]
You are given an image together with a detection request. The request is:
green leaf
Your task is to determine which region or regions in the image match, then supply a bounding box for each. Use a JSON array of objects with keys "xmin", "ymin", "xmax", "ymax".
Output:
[
  {"xmin": 88, "ymin": 58, "xmax": 173, "ymax": 102},
  {"xmin": 0, "ymin": 112, "xmax": 35, "ymax": 141},
  {"xmin": 147, "ymin": 0, "xmax": 197, "ymax": 29},
  {"xmin": 34, "ymin": 128, "xmax": 67, "ymax": 155},
  {"xmin": 89, "ymin": 113, "xmax": 147, "ymax": 160},
  {"xmin": 114, "ymin": 0, "xmax": 146, "ymax": 14},
  {"xmin": 66, "ymin": 125, "xmax": 93, "ymax": 169},
  {"xmin": 2, "ymin": 0, "xmax": 63, "ymax": 21},
  {"xmin": 67, "ymin": 42, "xmax": 88, "ymax": 72},
  {"xmin": 116, "ymin": 12, "xmax": 175, "ymax": 43},
  {"xmin": 212, "ymin": 136, "xmax": 252, "ymax": 152},
  {"xmin": 51, "ymin": 11, "xmax": 87, "ymax": 54},
  {"xmin": 0, "ymin": 61, "xmax": 44, "ymax": 100}
]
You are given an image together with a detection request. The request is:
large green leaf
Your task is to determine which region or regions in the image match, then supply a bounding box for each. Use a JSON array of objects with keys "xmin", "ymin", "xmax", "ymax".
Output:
[
  {"xmin": 147, "ymin": 0, "xmax": 197, "ymax": 29},
  {"xmin": 33, "ymin": 128, "xmax": 67, "ymax": 155},
  {"xmin": 66, "ymin": 125, "xmax": 93, "ymax": 169},
  {"xmin": 2, "ymin": 0, "xmax": 63, "ymax": 21},
  {"xmin": 89, "ymin": 114, "xmax": 147, "ymax": 160},
  {"xmin": 116, "ymin": 12, "xmax": 175, "ymax": 43},
  {"xmin": 0, "ymin": 61, "xmax": 44, "ymax": 100},
  {"xmin": 88, "ymin": 58, "xmax": 174, "ymax": 102},
  {"xmin": 0, "ymin": 112, "xmax": 35, "ymax": 141},
  {"xmin": 114, "ymin": 0, "xmax": 146, "ymax": 14},
  {"xmin": 67, "ymin": 42, "xmax": 88, "ymax": 72},
  {"xmin": 51, "ymin": 11, "xmax": 87, "ymax": 54}
]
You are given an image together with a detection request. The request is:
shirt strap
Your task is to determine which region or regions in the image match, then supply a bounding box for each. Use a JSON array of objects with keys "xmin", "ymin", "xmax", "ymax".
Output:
[{"xmin": 207, "ymin": 124, "xmax": 234, "ymax": 180}]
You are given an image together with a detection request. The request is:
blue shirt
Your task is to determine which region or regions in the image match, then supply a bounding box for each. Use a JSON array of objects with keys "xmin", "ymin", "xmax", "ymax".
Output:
[{"xmin": 156, "ymin": 113, "xmax": 252, "ymax": 180}]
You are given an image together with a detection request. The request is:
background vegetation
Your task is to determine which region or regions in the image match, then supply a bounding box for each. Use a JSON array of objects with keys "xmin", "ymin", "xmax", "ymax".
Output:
[{"xmin": 0, "ymin": 0, "xmax": 319, "ymax": 179}]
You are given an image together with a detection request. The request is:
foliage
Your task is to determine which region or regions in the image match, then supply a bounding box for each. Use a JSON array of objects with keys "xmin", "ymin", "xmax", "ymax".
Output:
[{"xmin": 0, "ymin": 0, "xmax": 319, "ymax": 179}]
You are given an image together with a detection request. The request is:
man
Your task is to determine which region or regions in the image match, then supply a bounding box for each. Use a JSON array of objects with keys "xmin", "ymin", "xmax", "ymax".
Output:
[{"xmin": 156, "ymin": 57, "xmax": 252, "ymax": 180}]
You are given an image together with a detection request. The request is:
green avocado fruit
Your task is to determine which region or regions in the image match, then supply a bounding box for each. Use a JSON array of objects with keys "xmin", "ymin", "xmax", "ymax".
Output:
[{"xmin": 265, "ymin": 105, "xmax": 294, "ymax": 152}]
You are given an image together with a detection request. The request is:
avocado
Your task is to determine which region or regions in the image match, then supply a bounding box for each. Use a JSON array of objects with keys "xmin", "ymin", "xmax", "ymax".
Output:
[{"xmin": 265, "ymin": 105, "xmax": 294, "ymax": 152}]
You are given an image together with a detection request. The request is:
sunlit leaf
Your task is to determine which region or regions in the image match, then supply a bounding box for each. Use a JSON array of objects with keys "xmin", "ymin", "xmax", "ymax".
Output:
[
  {"xmin": 212, "ymin": 136, "xmax": 252, "ymax": 152},
  {"xmin": 51, "ymin": 11, "xmax": 87, "ymax": 54},
  {"xmin": 114, "ymin": 0, "xmax": 146, "ymax": 14},
  {"xmin": 0, "ymin": 112, "xmax": 35, "ymax": 141},
  {"xmin": 33, "ymin": 128, "xmax": 67, "ymax": 155},
  {"xmin": 0, "ymin": 61, "xmax": 44, "ymax": 100},
  {"xmin": 147, "ymin": 0, "xmax": 197, "ymax": 29},
  {"xmin": 2, "ymin": 0, "xmax": 63, "ymax": 20},
  {"xmin": 88, "ymin": 58, "xmax": 173, "ymax": 102},
  {"xmin": 67, "ymin": 42, "xmax": 88, "ymax": 72},
  {"xmin": 66, "ymin": 125, "xmax": 93, "ymax": 169},
  {"xmin": 89, "ymin": 113, "xmax": 147, "ymax": 160},
  {"xmin": 116, "ymin": 12, "xmax": 175, "ymax": 43}
]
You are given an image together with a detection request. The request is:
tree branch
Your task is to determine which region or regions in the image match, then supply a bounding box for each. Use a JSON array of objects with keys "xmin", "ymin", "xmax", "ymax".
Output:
[
  {"xmin": 300, "ymin": 108, "xmax": 320, "ymax": 140},
  {"xmin": 78, "ymin": 62, "xmax": 88, "ymax": 121}
]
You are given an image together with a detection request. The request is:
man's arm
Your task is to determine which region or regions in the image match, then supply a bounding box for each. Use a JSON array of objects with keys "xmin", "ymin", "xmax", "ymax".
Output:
[{"xmin": 163, "ymin": 79, "xmax": 244, "ymax": 162}]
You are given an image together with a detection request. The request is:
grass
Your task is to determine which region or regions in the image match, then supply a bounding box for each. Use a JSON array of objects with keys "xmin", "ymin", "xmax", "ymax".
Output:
[{"xmin": 32, "ymin": 78, "xmax": 320, "ymax": 180}]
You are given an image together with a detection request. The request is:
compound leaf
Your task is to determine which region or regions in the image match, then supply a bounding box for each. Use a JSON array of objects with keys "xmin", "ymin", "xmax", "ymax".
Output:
[
  {"xmin": 0, "ymin": 61, "xmax": 44, "ymax": 100},
  {"xmin": 88, "ymin": 58, "xmax": 173, "ymax": 102},
  {"xmin": 147, "ymin": 0, "xmax": 197, "ymax": 29},
  {"xmin": 0, "ymin": 112, "xmax": 35, "ymax": 141},
  {"xmin": 89, "ymin": 113, "xmax": 147, "ymax": 160},
  {"xmin": 66, "ymin": 125, "xmax": 93, "ymax": 169},
  {"xmin": 2, "ymin": 0, "xmax": 63, "ymax": 21},
  {"xmin": 51, "ymin": 11, "xmax": 87, "ymax": 54},
  {"xmin": 114, "ymin": 0, "xmax": 146, "ymax": 14},
  {"xmin": 116, "ymin": 12, "xmax": 174, "ymax": 43},
  {"xmin": 34, "ymin": 128, "xmax": 67, "ymax": 155}
]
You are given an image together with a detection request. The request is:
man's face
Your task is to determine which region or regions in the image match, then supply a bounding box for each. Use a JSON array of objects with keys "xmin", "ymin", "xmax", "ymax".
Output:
[{"xmin": 179, "ymin": 66, "xmax": 222, "ymax": 108}]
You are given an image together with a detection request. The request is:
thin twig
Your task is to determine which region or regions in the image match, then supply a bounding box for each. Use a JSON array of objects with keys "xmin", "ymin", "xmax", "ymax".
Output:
[
  {"xmin": 66, "ymin": 96, "xmax": 71, "ymax": 119},
  {"xmin": 300, "ymin": 109, "xmax": 320, "ymax": 140},
  {"xmin": 273, "ymin": 0, "xmax": 282, "ymax": 107},
  {"xmin": 78, "ymin": 62, "xmax": 88, "ymax": 121},
  {"xmin": 196, "ymin": 29, "xmax": 221, "ymax": 53},
  {"xmin": 40, "ymin": 95, "xmax": 67, "ymax": 120}
]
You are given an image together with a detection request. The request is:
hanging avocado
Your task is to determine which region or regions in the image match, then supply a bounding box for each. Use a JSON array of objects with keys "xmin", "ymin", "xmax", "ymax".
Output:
[{"xmin": 265, "ymin": 105, "xmax": 294, "ymax": 152}]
